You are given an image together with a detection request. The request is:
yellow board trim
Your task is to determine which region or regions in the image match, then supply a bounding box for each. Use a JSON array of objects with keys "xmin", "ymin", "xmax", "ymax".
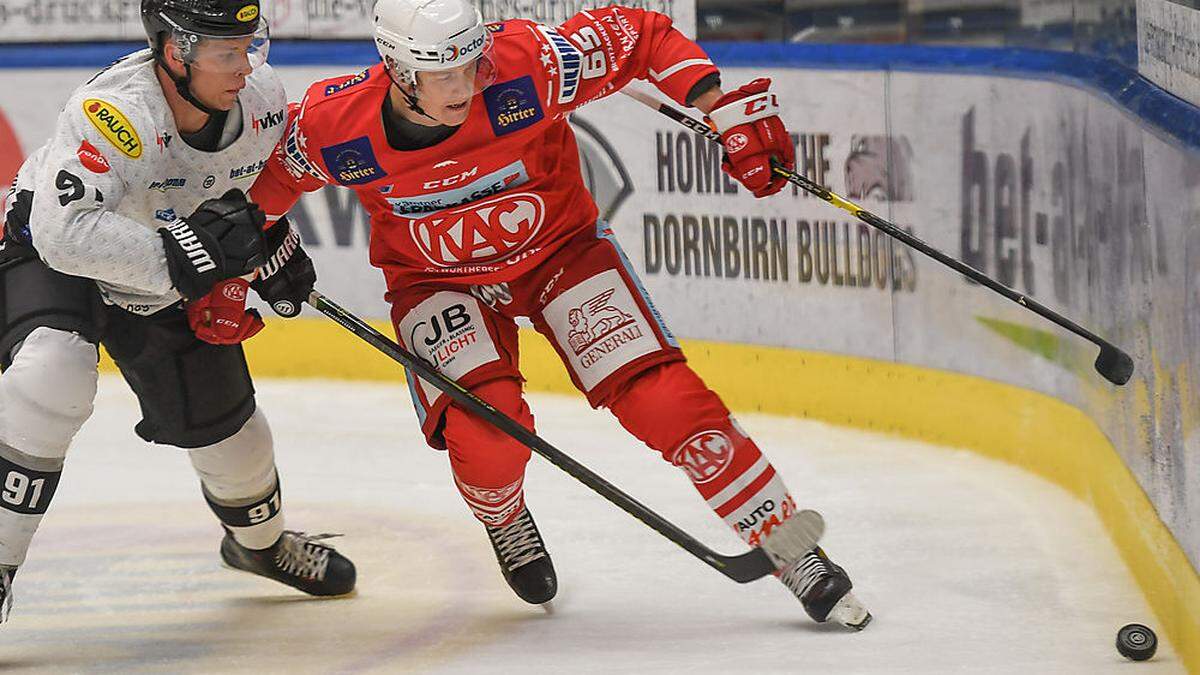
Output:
[{"xmin": 98, "ymin": 318, "xmax": 1200, "ymax": 670}]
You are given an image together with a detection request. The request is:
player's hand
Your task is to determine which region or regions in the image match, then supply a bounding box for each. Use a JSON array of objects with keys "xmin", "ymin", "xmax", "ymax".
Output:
[
  {"xmin": 707, "ymin": 79, "xmax": 795, "ymax": 198},
  {"xmin": 251, "ymin": 216, "xmax": 315, "ymax": 318},
  {"xmin": 160, "ymin": 189, "xmax": 267, "ymax": 300},
  {"xmin": 186, "ymin": 277, "xmax": 265, "ymax": 345}
]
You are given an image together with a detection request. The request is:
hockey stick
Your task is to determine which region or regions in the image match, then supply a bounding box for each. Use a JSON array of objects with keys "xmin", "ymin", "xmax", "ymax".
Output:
[
  {"xmin": 622, "ymin": 88, "xmax": 1135, "ymax": 386},
  {"xmin": 306, "ymin": 289, "xmax": 812, "ymax": 583}
]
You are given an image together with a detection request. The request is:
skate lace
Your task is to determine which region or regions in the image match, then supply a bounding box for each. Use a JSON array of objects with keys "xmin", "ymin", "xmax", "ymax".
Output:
[
  {"xmin": 490, "ymin": 511, "xmax": 547, "ymax": 571},
  {"xmin": 274, "ymin": 531, "xmax": 339, "ymax": 581},
  {"xmin": 0, "ymin": 568, "xmax": 12, "ymax": 624},
  {"xmin": 779, "ymin": 550, "xmax": 832, "ymax": 600}
]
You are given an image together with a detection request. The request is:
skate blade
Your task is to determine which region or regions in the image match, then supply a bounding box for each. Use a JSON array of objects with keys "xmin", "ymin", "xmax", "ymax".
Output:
[
  {"xmin": 827, "ymin": 592, "xmax": 871, "ymax": 631},
  {"xmin": 220, "ymin": 561, "xmax": 358, "ymax": 599}
]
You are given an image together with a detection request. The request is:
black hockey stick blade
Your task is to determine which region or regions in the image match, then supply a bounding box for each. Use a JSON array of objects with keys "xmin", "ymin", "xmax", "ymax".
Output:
[
  {"xmin": 1095, "ymin": 345, "xmax": 1135, "ymax": 386},
  {"xmin": 306, "ymin": 290, "xmax": 787, "ymax": 583}
]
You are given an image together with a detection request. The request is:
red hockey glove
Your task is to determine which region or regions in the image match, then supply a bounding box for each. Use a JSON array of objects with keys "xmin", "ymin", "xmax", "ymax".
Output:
[
  {"xmin": 707, "ymin": 79, "xmax": 795, "ymax": 198},
  {"xmin": 186, "ymin": 277, "xmax": 264, "ymax": 345}
]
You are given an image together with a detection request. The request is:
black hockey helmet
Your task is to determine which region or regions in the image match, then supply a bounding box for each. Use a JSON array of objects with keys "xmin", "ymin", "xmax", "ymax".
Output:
[{"xmin": 142, "ymin": 0, "xmax": 264, "ymax": 51}]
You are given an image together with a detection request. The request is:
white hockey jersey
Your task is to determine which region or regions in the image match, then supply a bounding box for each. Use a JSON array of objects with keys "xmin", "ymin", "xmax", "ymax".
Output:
[{"xmin": 13, "ymin": 50, "xmax": 287, "ymax": 315}]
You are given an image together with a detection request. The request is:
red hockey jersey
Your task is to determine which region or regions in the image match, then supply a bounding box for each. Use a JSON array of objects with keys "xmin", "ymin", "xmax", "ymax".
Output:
[{"xmin": 252, "ymin": 7, "xmax": 718, "ymax": 296}]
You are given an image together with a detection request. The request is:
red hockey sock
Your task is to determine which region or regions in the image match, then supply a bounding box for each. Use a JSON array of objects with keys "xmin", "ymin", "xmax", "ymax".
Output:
[
  {"xmin": 442, "ymin": 378, "xmax": 535, "ymax": 527},
  {"xmin": 608, "ymin": 362, "xmax": 799, "ymax": 546}
]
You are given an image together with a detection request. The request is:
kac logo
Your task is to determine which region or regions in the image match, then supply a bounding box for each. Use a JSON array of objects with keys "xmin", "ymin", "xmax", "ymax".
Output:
[
  {"xmin": 410, "ymin": 192, "xmax": 545, "ymax": 267},
  {"xmin": 670, "ymin": 431, "xmax": 734, "ymax": 484}
]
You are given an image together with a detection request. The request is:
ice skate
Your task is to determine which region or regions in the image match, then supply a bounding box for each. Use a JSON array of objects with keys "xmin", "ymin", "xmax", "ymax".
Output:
[
  {"xmin": 778, "ymin": 547, "xmax": 871, "ymax": 630},
  {"xmin": 220, "ymin": 529, "xmax": 356, "ymax": 596},
  {"xmin": 486, "ymin": 507, "xmax": 557, "ymax": 605}
]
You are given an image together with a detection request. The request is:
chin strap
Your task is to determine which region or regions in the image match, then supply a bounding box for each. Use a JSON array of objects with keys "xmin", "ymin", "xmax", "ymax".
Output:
[
  {"xmin": 155, "ymin": 56, "xmax": 220, "ymax": 117},
  {"xmin": 384, "ymin": 67, "xmax": 438, "ymax": 123}
]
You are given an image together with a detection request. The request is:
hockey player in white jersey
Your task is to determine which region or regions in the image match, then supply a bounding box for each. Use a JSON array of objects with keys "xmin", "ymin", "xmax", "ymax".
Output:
[{"xmin": 0, "ymin": 0, "xmax": 354, "ymax": 621}]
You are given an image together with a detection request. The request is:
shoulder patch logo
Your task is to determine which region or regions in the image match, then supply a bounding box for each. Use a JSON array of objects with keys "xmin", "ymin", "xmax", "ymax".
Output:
[
  {"xmin": 486, "ymin": 22, "xmax": 505, "ymax": 33},
  {"xmin": 483, "ymin": 76, "xmax": 544, "ymax": 137},
  {"xmin": 76, "ymin": 139, "xmax": 110, "ymax": 174},
  {"xmin": 82, "ymin": 99, "xmax": 141, "ymax": 159},
  {"xmin": 324, "ymin": 69, "xmax": 371, "ymax": 97},
  {"xmin": 320, "ymin": 136, "xmax": 385, "ymax": 186},
  {"xmin": 237, "ymin": 5, "xmax": 259, "ymax": 22}
]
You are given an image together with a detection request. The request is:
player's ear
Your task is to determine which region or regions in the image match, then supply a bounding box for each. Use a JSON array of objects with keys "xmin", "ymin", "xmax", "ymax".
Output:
[{"xmin": 162, "ymin": 41, "xmax": 187, "ymax": 76}]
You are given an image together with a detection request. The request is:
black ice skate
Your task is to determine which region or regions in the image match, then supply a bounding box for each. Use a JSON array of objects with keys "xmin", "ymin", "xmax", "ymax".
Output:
[
  {"xmin": 778, "ymin": 547, "xmax": 871, "ymax": 630},
  {"xmin": 485, "ymin": 507, "xmax": 557, "ymax": 605},
  {"xmin": 0, "ymin": 566, "xmax": 14, "ymax": 623},
  {"xmin": 220, "ymin": 529, "xmax": 356, "ymax": 596}
]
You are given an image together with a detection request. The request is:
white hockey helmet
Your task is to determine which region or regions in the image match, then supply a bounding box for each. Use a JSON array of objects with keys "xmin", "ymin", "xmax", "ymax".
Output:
[{"xmin": 373, "ymin": 0, "xmax": 494, "ymax": 89}]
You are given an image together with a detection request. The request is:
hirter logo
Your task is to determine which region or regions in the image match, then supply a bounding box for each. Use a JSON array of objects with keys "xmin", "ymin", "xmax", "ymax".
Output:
[
  {"xmin": 565, "ymin": 289, "xmax": 635, "ymax": 356},
  {"xmin": 410, "ymin": 192, "xmax": 544, "ymax": 267},
  {"xmin": 320, "ymin": 136, "xmax": 384, "ymax": 186},
  {"xmin": 76, "ymin": 140, "xmax": 110, "ymax": 174},
  {"xmin": 671, "ymin": 431, "xmax": 734, "ymax": 484}
]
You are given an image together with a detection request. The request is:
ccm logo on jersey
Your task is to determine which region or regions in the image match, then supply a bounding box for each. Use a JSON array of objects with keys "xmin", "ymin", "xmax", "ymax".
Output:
[
  {"xmin": 76, "ymin": 140, "xmax": 110, "ymax": 174},
  {"xmin": 410, "ymin": 192, "xmax": 544, "ymax": 267},
  {"xmin": 82, "ymin": 99, "xmax": 142, "ymax": 159},
  {"xmin": 423, "ymin": 166, "xmax": 479, "ymax": 190},
  {"xmin": 483, "ymin": 76, "xmax": 544, "ymax": 136}
]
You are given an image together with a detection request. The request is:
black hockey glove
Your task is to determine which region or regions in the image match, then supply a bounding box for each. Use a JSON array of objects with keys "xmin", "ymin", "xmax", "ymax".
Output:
[
  {"xmin": 3, "ymin": 189, "xmax": 33, "ymax": 246},
  {"xmin": 159, "ymin": 189, "xmax": 266, "ymax": 300},
  {"xmin": 251, "ymin": 216, "xmax": 315, "ymax": 318}
]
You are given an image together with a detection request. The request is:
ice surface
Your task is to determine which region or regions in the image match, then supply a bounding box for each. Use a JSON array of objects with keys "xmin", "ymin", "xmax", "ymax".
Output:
[{"xmin": 0, "ymin": 376, "xmax": 1181, "ymax": 673}]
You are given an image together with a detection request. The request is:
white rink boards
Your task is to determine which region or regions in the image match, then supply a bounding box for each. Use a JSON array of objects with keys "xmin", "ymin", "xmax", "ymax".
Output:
[{"xmin": 0, "ymin": 376, "xmax": 1182, "ymax": 674}]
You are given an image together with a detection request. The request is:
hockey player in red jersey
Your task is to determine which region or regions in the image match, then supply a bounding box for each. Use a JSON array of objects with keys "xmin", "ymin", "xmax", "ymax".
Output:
[{"xmin": 253, "ymin": 0, "xmax": 870, "ymax": 629}]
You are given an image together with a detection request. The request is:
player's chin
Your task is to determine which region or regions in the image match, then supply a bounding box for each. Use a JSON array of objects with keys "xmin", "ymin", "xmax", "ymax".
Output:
[{"xmin": 210, "ymin": 92, "xmax": 240, "ymax": 112}]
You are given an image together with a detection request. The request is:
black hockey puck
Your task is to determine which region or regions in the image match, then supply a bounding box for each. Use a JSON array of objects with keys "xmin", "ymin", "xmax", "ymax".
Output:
[{"xmin": 1116, "ymin": 623, "xmax": 1157, "ymax": 661}]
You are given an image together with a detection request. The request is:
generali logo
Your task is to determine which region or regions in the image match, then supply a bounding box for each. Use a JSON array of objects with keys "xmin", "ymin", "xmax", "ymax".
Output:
[
  {"xmin": 82, "ymin": 98, "xmax": 142, "ymax": 159},
  {"xmin": 565, "ymin": 288, "xmax": 636, "ymax": 357}
]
